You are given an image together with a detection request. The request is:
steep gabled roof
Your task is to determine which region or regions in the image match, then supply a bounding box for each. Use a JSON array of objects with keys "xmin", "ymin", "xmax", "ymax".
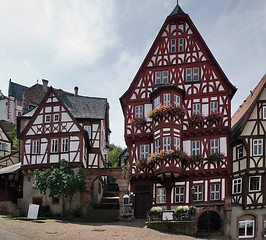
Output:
[
  {"xmin": 169, "ymin": 4, "xmax": 186, "ymax": 16},
  {"xmin": 61, "ymin": 95, "xmax": 108, "ymax": 120},
  {"xmin": 8, "ymin": 80, "xmax": 28, "ymax": 101},
  {"xmin": 0, "ymin": 122, "xmax": 13, "ymax": 143},
  {"xmin": 231, "ymin": 74, "xmax": 266, "ymax": 136}
]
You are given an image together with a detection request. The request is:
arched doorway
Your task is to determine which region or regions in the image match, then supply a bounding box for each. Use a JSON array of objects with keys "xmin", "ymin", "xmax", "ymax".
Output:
[{"xmin": 197, "ymin": 210, "xmax": 222, "ymax": 235}]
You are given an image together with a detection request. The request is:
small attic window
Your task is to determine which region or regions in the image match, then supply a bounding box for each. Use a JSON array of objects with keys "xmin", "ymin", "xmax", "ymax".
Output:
[
  {"xmin": 45, "ymin": 115, "xmax": 51, "ymax": 123},
  {"xmin": 263, "ymin": 106, "xmax": 266, "ymax": 119}
]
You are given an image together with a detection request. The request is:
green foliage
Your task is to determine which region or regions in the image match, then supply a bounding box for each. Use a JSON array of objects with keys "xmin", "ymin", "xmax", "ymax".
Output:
[
  {"xmin": 7, "ymin": 128, "xmax": 19, "ymax": 151},
  {"xmin": 108, "ymin": 144, "xmax": 124, "ymax": 168},
  {"xmin": 34, "ymin": 160, "xmax": 86, "ymax": 214}
]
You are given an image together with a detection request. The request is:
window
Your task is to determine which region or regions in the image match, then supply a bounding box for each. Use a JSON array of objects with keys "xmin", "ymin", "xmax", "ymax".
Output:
[
  {"xmin": 163, "ymin": 94, "xmax": 170, "ymax": 106},
  {"xmin": 175, "ymin": 186, "xmax": 184, "ymax": 203},
  {"xmin": 84, "ymin": 125, "xmax": 92, "ymax": 139},
  {"xmin": 194, "ymin": 185, "xmax": 203, "ymax": 201},
  {"xmin": 0, "ymin": 143, "xmax": 5, "ymax": 151},
  {"xmin": 237, "ymin": 147, "xmax": 243, "ymax": 159},
  {"xmin": 249, "ymin": 176, "xmax": 261, "ymax": 192},
  {"xmin": 140, "ymin": 144, "xmax": 149, "ymax": 160},
  {"xmin": 155, "ymin": 72, "xmax": 161, "ymax": 84},
  {"xmin": 156, "ymin": 188, "xmax": 166, "ymax": 204},
  {"xmin": 54, "ymin": 114, "xmax": 59, "ymax": 122},
  {"xmin": 263, "ymin": 106, "xmax": 266, "ymax": 119},
  {"xmin": 253, "ymin": 139, "xmax": 263, "ymax": 156},
  {"xmin": 163, "ymin": 137, "xmax": 171, "ymax": 151},
  {"xmin": 45, "ymin": 115, "xmax": 51, "ymax": 123},
  {"xmin": 174, "ymin": 95, "xmax": 180, "ymax": 106},
  {"xmin": 171, "ymin": 39, "xmax": 176, "ymax": 53},
  {"xmin": 32, "ymin": 140, "xmax": 39, "ymax": 154},
  {"xmin": 162, "ymin": 71, "xmax": 168, "ymax": 84},
  {"xmin": 135, "ymin": 105, "xmax": 143, "ymax": 118},
  {"xmin": 192, "ymin": 140, "xmax": 200, "ymax": 155},
  {"xmin": 210, "ymin": 139, "xmax": 219, "ymax": 154},
  {"xmin": 154, "ymin": 96, "xmax": 161, "ymax": 109},
  {"xmin": 155, "ymin": 139, "xmax": 160, "ymax": 153},
  {"xmin": 210, "ymin": 101, "xmax": 218, "ymax": 113},
  {"xmin": 239, "ymin": 218, "xmax": 255, "ymax": 238},
  {"xmin": 193, "ymin": 103, "xmax": 201, "ymax": 114},
  {"xmin": 210, "ymin": 184, "xmax": 220, "ymax": 201},
  {"xmin": 178, "ymin": 38, "xmax": 184, "ymax": 52},
  {"xmin": 232, "ymin": 178, "xmax": 242, "ymax": 194},
  {"xmin": 61, "ymin": 138, "xmax": 69, "ymax": 152},
  {"xmin": 51, "ymin": 139, "xmax": 58, "ymax": 153},
  {"xmin": 174, "ymin": 137, "xmax": 180, "ymax": 150},
  {"xmin": 186, "ymin": 67, "xmax": 200, "ymax": 82}
]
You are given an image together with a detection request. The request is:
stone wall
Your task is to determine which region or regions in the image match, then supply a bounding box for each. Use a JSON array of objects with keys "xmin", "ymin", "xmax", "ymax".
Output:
[{"xmin": 0, "ymin": 201, "xmax": 21, "ymax": 216}]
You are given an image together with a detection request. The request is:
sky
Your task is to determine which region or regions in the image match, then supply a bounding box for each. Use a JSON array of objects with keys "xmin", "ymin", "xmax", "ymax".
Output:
[{"xmin": 0, "ymin": 0, "xmax": 266, "ymax": 148}]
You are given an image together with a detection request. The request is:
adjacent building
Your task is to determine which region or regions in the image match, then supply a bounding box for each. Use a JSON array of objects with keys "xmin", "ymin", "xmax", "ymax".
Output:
[
  {"xmin": 120, "ymin": 3, "xmax": 236, "ymax": 234},
  {"xmin": 231, "ymin": 74, "xmax": 266, "ymax": 240}
]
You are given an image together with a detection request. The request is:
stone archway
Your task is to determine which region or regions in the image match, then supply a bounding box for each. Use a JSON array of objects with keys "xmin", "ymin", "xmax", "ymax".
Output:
[
  {"xmin": 80, "ymin": 168, "xmax": 129, "ymax": 217},
  {"xmin": 194, "ymin": 207, "xmax": 224, "ymax": 235}
]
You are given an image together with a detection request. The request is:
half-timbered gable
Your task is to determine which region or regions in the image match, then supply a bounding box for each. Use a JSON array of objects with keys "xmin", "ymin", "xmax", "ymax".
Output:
[
  {"xmin": 0, "ymin": 123, "xmax": 12, "ymax": 158},
  {"xmin": 231, "ymin": 74, "xmax": 266, "ymax": 239},
  {"xmin": 120, "ymin": 4, "xmax": 236, "ymax": 233}
]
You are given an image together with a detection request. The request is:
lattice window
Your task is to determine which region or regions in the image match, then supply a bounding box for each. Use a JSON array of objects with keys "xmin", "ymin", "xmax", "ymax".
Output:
[
  {"xmin": 192, "ymin": 140, "xmax": 200, "ymax": 155},
  {"xmin": 163, "ymin": 137, "xmax": 171, "ymax": 151},
  {"xmin": 174, "ymin": 137, "xmax": 180, "ymax": 150},
  {"xmin": 154, "ymin": 96, "xmax": 161, "ymax": 109},
  {"xmin": 210, "ymin": 101, "xmax": 218, "ymax": 113},
  {"xmin": 156, "ymin": 188, "xmax": 166, "ymax": 204},
  {"xmin": 171, "ymin": 39, "xmax": 176, "ymax": 53},
  {"xmin": 140, "ymin": 144, "xmax": 149, "ymax": 160},
  {"xmin": 193, "ymin": 185, "xmax": 203, "ymax": 201},
  {"xmin": 135, "ymin": 105, "xmax": 143, "ymax": 118},
  {"xmin": 163, "ymin": 94, "xmax": 170, "ymax": 106},
  {"xmin": 193, "ymin": 103, "xmax": 201, "ymax": 114},
  {"xmin": 253, "ymin": 139, "xmax": 263, "ymax": 156},
  {"xmin": 239, "ymin": 217, "xmax": 255, "ymax": 239},
  {"xmin": 210, "ymin": 184, "xmax": 220, "ymax": 201},
  {"xmin": 232, "ymin": 178, "xmax": 242, "ymax": 194},
  {"xmin": 175, "ymin": 186, "xmax": 184, "ymax": 203},
  {"xmin": 210, "ymin": 139, "xmax": 219, "ymax": 154},
  {"xmin": 178, "ymin": 38, "xmax": 184, "ymax": 52},
  {"xmin": 174, "ymin": 95, "xmax": 180, "ymax": 107}
]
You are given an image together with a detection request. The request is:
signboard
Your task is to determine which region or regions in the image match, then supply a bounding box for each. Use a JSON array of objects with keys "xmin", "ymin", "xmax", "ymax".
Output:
[
  {"xmin": 162, "ymin": 211, "xmax": 174, "ymax": 221},
  {"xmin": 27, "ymin": 204, "xmax": 39, "ymax": 220}
]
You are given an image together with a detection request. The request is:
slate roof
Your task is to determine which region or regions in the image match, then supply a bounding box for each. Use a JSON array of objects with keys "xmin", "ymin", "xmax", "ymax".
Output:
[
  {"xmin": 8, "ymin": 80, "xmax": 28, "ymax": 101},
  {"xmin": 231, "ymin": 74, "xmax": 266, "ymax": 135},
  {"xmin": 0, "ymin": 120, "xmax": 15, "ymax": 133},
  {"xmin": 169, "ymin": 4, "xmax": 186, "ymax": 16},
  {"xmin": 61, "ymin": 94, "xmax": 108, "ymax": 120}
]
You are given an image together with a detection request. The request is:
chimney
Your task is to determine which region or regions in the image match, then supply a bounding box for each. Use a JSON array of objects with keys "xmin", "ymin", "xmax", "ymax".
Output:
[
  {"xmin": 74, "ymin": 86, "xmax": 79, "ymax": 96},
  {"xmin": 42, "ymin": 79, "xmax": 48, "ymax": 93}
]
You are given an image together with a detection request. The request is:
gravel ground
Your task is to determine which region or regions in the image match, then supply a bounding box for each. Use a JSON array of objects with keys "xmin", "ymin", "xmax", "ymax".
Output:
[{"xmin": 0, "ymin": 215, "xmax": 207, "ymax": 240}]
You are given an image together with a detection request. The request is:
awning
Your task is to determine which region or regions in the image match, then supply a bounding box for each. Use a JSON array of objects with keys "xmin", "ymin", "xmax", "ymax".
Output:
[{"xmin": 0, "ymin": 162, "xmax": 21, "ymax": 175}]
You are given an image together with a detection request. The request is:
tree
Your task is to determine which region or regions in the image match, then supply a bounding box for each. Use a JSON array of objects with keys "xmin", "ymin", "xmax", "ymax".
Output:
[
  {"xmin": 108, "ymin": 144, "xmax": 124, "ymax": 168},
  {"xmin": 35, "ymin": 160, "xmax": 86, "ymax": 214},
  {"xmin": 7, "ymin": 127, "xmax": 19, "ymax": 151}
]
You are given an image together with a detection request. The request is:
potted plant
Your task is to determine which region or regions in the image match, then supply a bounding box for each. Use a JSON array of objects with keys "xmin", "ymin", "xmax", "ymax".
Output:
[
  {"xmin": 130, "ymin": 117, "xmax": 146, "ymax": 128},
  {"xmin": 207, "ymin": 152, "xmax": 225, "ymax": 163},
  {"xmin": 190, "ymin": 113, "xmax": 205, "ymax": 125},
  {"xmin": 147, "ymin": 206, "xmax": 162, "ymax": 221},
  {"xmin": 206, "ymin": 112, "xmax": 224, "ymax": 124}
]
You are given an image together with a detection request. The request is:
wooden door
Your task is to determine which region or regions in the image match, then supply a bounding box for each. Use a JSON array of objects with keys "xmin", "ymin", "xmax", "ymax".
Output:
[{"xmin": 134, "ymin": 192, "xmax": 151, "ymax": 219}]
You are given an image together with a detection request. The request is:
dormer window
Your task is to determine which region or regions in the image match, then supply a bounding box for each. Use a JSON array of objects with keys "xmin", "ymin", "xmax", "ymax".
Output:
[
  {"xmin": 135, "ymin": 105, "xmax": 143, "ymax": 118},
  {"xmin": 163, "ymin": 94, "xmax": 170, "ymax": 106},
  {"xmin": 154, "ymin": 96, "xmax": 160, "ymax": 109},
  {"xmin": 171, "ymin": 39, "xmax": 176, "ymax": 53}
]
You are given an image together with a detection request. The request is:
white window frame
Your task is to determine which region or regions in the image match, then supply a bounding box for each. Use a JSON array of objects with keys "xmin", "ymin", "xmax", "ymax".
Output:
[
  {"xmin": 155, "ymin": 139, "xmax": 160, "ymax": 153},
  {"xmin": 140, "ymin": 144, "xmax": 149, "ymax": 160},
  {"xmin": 263, "ymin": 106, "xmax": 266, "ymax": 119},
  {"xmin": 156, "ymin": 188, "xmax": 166, "ymax": 204},
  {"xmin": 194, "ymin": 185, "xmax": 203, "ymax": 201},
  {"xmin": 210, "ymin": 101, "xmax": 218, "ymax": 113},
  {"xmin": 163, "ymin": 93, "xmax": 170, "ymax": 106},
  {"xmin": 253, "ymin": 139, "xmax": 263, "ymax": 156},
  {"xmin": 174, "ymin": 137, "xmax": 180, "ymax": 150},
  {"xmin": 45, "ymin": 115, "xmax": 51, "ymax": 123},
  {"xmin": 163, "ymin": 137, "xmax": 171, "ymax": 151},
  {"xmin": 162, "ymin": 71, "xmax": 168, "ymax": 84},
  {"xmin": 174, "ymin": 95, "xmax": 180, "ymax": 107},
  {"xmin": 239, "ymin": 219, "xmax": 255, "ymax": 239},
  {"xmin": 175, "ymin": 186, "xmax": 184, "ymax": 203},
  {"xmin": 210, "ymin": 184, "xmax": 220, "ymax": 201},
  {"xmin": 178, "ymin": 38, "xmax": 184, "ymax": 52},
  {"xmin": 171, "ymin": 38, "xmax": 176, "ymax": 53},
  {"xmin": 32, "ymin": 140, "xmax": 39, "ymax": 154},
  {"xmin": 193, "ymin": 103, "xmax": 201, "ymax": 114},
  {"xmin": 61, "ymin": 138, "xmax": 69, "ymax": 152},
  {"xmin": 84, "ymin": 125, "xmax": 92, "ymax": 139},
  {"xmin": 232, "ymin": 178, "xmax": 242, "ymax": 194},
  {"xmin": 193, "ymin": 67, "xmax": 199, "ymax": 81},
  {"xmin": 135, "ymin": 105, "xmax": 143, "ymax": 118},
  {"xmin": 249, "ymin": 176, "xmax": 261, "ymax": 192},
  {"xmin": 154, "ymin": 96, "xmax": 161, "ymax": 109},
  {"xmin": 210, "ymin": 139, "xmax": 219, "ymax": 154},
  {"xmin": 192, "ymin": 140, "xmax": 200, "ymax": 156},
  {"xmin": 51, "ymin": 139, "xmax": 58, "ymax": 153},
  {"xmin": 155, "ymin": 71, "xmax": 161, "ymax": 85}
]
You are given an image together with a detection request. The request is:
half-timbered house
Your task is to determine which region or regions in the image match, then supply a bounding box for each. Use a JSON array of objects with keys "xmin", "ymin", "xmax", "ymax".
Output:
[
  {"xmin": 0, "ymin": 123, "xmax": 12, "ymax": 158},
  {"xmin": 231, "ymin": 74, "xmax": 266, "ymax": 240},
  {"xmin": 17, "ymin": 86, "xmax": 110, "ymax": 215},
  {"xmin": 120, "ymin": 3, "xmax": 236, "ymax": 234}
]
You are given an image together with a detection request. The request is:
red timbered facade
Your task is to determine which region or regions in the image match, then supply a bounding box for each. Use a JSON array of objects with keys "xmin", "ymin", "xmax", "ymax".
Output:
[
  {"xmin": 17, "ymin": 87, "xmax": 110, "ymax": 215},
  {"xmin": 120, "ymin": 4, "xmax": 236, "ymax": 232},
  {"xmin": 231, "ymin": 74, "xmax": 266, "ymax": 240}
]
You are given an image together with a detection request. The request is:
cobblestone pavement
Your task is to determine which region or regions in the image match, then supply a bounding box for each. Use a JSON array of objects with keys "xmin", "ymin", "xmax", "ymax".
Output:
[{"xmin": 0, "ymin": 215, "xmax": 207, "ymax": 240}]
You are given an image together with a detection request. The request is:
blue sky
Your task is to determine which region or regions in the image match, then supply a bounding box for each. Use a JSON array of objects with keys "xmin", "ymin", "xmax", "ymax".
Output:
[{"xmin": 0, "ymin": 0, "xmax": 266, "ymax": 148}]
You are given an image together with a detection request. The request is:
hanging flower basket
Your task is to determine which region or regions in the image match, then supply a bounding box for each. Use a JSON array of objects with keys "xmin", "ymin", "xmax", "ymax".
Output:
[
  {"xmin": 190, "ymin": 113, "xmax": 205, "ymax": 125},
  {"xmin": 130, "ymin": 117, "xmax": 146, "ymax": 128},
  {"xmin": 207, "ymin": 152, "xmax": 225, "ymax": 162},
  {"xmin": 148, "ymin": 105, "xmax": 186, "ymax": 120},
  {"xmin": 206, "ymin": 112, "xmax": 224, "ymax": 124},
  {"xmin": 135, "ymin": 159, "xmax": 148, "ymax": 169}
]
